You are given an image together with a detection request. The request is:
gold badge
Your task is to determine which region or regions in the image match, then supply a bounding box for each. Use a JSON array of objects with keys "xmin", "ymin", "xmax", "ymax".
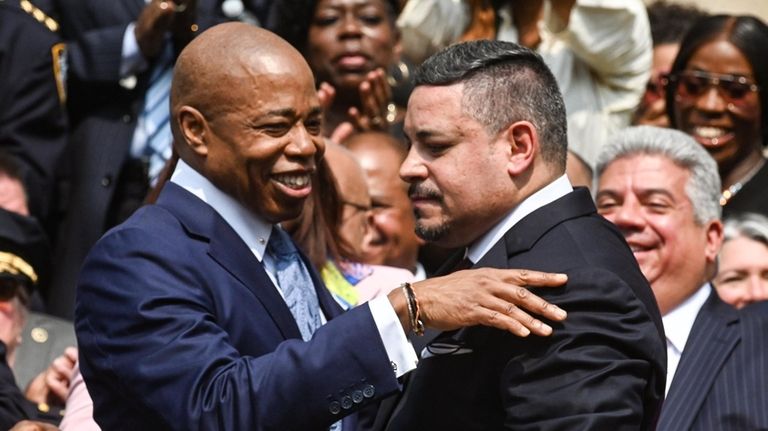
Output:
[
  {"xmin": 51, "ymin": 42, "xmax": 67, "ymax": 105},
  {"xmin": 30, "ymin": 327, "xmax": 49, "ymax": 343}
]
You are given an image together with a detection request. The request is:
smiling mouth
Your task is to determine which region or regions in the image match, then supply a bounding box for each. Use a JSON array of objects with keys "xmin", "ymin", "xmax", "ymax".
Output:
[
  {"xmin": 628, "ymin": 244, "xmax": 653, "ymax": 254},
  {"xmin": 693, "ymin": 126, "xmax": 734, "ymax": 146},
  {"xmin": 273, "ymin": 173, "xmax": 311, "ymax": 189}
]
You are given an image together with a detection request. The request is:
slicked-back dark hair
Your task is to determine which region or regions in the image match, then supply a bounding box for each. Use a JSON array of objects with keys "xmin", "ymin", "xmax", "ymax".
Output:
[
  {"xmin": 414, "ymin": 40, "xmax": 568, "ymax": 169},
  {"xmin": 666, "ymin": 15, "xmax": 768, "ymax": 147}
]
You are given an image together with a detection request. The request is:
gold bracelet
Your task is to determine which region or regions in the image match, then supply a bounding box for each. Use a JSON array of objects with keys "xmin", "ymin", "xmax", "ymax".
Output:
[
  {"xmin": 401, "ymin": 283, "xmax": 415, "ymax": 333},
  {"xmin": 401, "ymin": 282, "xmax": 424, "ymax": 336}
]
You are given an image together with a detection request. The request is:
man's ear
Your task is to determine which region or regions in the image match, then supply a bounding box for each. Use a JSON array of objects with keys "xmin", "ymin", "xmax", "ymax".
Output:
[
  {"xmin": 504, "ymin": 121, "xmax": 538, "ymax": 176},
  {"xmin": 178, "ymin": 106, "xmax": 209, "ymax": 157},
  {"xmin": 704, "ymin": 218, "xmax": 725, "ymax": 264}
]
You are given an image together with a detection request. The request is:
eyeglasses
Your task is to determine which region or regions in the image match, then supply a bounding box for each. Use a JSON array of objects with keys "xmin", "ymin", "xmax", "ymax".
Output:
[
  {"xmin": 671, "ymin": 70, "xmax": 759, "ymax": 107},
  {"xmin": 643, "ymin": 73, "xmax": 670, "ymax": 104}
]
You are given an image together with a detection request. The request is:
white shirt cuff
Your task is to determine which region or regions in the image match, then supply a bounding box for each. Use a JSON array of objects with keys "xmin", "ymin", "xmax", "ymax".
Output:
[
  {"xmin": 121, "ymin": 22, "xmax": 149, "ymax": 78},
  {"xmin": 368, "ymin": 296, "xmax": 418, "ymax": 378}
]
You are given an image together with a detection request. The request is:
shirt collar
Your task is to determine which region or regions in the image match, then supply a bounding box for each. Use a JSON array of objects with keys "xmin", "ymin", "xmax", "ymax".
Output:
[
  {"xmin": 662, "ymin": 283, "xmax": 712, "ymax": 354},
  {"xmin": 412, "ymin": 262, "xmax": 427, "ymax": 282},
  {"xmin": 170, "ymin": 160, "xmax": 272, "ymax": 261},
  {"xmin": 467, "ymin": 175, "xmax": 573, "ymax": 263}
]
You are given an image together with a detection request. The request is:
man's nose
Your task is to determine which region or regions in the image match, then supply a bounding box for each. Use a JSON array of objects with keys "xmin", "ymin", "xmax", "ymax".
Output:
[
  {"xmin": 611, "ymin": 200, "xmax": 646, "ymax": 231},
  {"xmin": 288, "ymin": 126, "xmax": 320, "ymax": 159},
  {"xmin": 399, "ymin": 147, "xmax": 427, "ymax": 183}
]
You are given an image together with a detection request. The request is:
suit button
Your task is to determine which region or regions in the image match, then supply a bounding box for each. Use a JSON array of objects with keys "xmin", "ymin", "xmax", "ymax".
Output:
[
  {"xmin": 352, "ymin": 390, "xmax": 363, "ymax": 404},
  {"xmin": 122, "ymin": 114, "xmax": 132, "ymax": 123},
  {"xmin": 329, "ymin": 401, "xmax": 341, "ymax": 415},
  {"xmin": 30, "ymin": 327, "xmax": 48, "ymax": 343},
  {"xmin": 101, "ymin": 176, "xmax": 112, "ymax": 187},
  {"xmin": 340, "ymin": 395, "xmax": 353, "ymax": 410},
  {"xmin": 362, "ymin": 384, "xmax": 375, "ymax": 398}
]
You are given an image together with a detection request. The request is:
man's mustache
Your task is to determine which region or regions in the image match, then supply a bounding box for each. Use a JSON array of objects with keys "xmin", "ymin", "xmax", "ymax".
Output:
[{"xmin": 408, "ymin": 183, "xmax": 443, "ymax": 202}]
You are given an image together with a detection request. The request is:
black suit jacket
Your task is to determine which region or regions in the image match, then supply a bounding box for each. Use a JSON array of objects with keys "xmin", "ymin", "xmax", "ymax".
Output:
[
  {"xmin": 0, "ymin": 342, "xmax": 61, "ymax": 429},
  {"xmin": 658, "ymin": 292, "xmax": 768, "ymax": 430},
  {"xmin": 386, "ymin": 188, "xmax": 666, "ymax": 430},
  {"xmin": 0, "ymin": 2, "xmax": 67, "ymax": 225}
]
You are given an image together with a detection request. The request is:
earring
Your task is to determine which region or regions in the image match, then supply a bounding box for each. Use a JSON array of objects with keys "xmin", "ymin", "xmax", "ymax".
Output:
[{"xmin": 387, "ymin": 61, "xmax": 411, "ymax": 88}]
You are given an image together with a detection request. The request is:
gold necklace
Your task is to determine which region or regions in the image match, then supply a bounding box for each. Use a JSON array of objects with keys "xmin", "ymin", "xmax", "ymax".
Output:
[{"xmin": 720, "ymin": 159, "xmax": 766, "ymax": 206}]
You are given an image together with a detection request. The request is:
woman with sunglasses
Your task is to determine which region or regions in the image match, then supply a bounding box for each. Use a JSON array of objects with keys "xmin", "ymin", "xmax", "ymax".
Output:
[
  {"xmin": 632, "ymin": 1, "xmax": 707, "ymax": 127},
  {"xmin": 666, "ymin": 14, "xmax": 768, "ymax": 218}
]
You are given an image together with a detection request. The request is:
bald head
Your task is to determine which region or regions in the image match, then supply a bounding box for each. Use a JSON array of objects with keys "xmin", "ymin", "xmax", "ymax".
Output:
[
  {"xmin": 344, "ymin": 132, "xmax": 407, "ymax": 163},
  {"xmin": 325, "ymin": 142, "xmax": 372, "ymax": 259},
  {"xmin": 325, "ymin": 142, "xmax": 371, "ymax": 211},
  {"xmin": 344, "ymin": 132, "xmax": 422, "ymax": 271},
  {"xmin": 168, "ymin": 22, "xmax": 325, "ymax": 224},
  {"xmin": 171, "ymin": 23, "xmax": 316, "ymax": 164}
]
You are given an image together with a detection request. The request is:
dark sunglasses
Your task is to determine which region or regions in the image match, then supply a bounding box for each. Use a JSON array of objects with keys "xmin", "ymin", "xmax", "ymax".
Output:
[
  {"xmin": 671, "ymin": 70, "xmax": 759, "ymax": 106},
  {"xmin": 643, "ymin": 73, "xmax": 670, "ymax": 103}
]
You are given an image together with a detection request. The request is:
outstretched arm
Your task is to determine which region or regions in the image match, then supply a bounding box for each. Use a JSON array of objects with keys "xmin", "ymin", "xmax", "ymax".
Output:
[{"xmin": 390, "ymin": 268, "xmax": 567, "ymax": 337}]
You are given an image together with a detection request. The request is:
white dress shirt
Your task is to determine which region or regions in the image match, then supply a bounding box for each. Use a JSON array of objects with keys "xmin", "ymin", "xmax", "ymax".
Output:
[
  {"xmin": 662, "ymin": 283, "xmax": 711, "ymax": 395},
  {"xmin": 468, "ymin": 175, "xmax": 573, "ymax": 264},
  {"xmin": 170, "ymin": 160, "xmax": 418, "ymax": 377}
]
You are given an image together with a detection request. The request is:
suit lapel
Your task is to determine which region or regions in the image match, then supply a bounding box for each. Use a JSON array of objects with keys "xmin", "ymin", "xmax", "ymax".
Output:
[
  {"xmin": 206, "ymin": 221, "xmax": 303, "ymax": 340},
  {"xmin": 503, "ymin": 187, "xmax": 596, "ymax": 257},
  {"xmin": 659, "ymin": 293, "xmax": 740, "ymax": 430},
  {"xmin": 157, "ymin": 183, "xmax": 303, "ymax": 340},
  {"xmin": 432, "ymin": 190, "xmax": 595, "ymax": 350}
]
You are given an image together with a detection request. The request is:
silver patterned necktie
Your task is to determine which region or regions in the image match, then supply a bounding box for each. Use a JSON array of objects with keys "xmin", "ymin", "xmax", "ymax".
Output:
[
  {"xmin": 267, "ymin": 227, "xmax": 323, "ymax": 341},
  {"xmin": 268, "ymin": 228, "xmax": 340, "ymax": 430}
]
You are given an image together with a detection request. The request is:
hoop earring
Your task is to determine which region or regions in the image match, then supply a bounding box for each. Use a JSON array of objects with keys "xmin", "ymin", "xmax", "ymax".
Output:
[{"xmin": 387, "ymin": 60, "xmax": 411, "ymax": 87}]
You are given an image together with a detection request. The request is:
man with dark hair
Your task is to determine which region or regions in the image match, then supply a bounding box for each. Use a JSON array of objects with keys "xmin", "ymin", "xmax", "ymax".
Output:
[
  {"xmin": 383, "ymin": 40, "xmax": 666, "ymax": 430},
  {"xmin": 75, "ymin": 23, "xmax": 570, "ymax": 430}
]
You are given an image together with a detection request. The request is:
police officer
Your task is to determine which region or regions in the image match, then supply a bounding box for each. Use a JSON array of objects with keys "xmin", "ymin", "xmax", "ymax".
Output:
[{"xmin": 0, "ymin": 0, "xmax": 68, "ymax": 233}]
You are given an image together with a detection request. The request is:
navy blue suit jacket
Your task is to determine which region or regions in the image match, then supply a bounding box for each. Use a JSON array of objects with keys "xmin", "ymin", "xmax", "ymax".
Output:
[
  {"xmin": 75, "ymin": 183, "xmax": 400, "ymax": 430},
  {"xmin": 385, "ymin": 188, "xmax": 666, "ymax": 430},
  {"xmin": 658, "ymin": 292, "xmax": 768, "ymax": 430}
]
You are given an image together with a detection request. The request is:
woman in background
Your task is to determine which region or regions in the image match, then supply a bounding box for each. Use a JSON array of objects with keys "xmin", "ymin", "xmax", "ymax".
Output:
[
  {"xmin": 666, "ymin": 14, "xmax": 768, "ymax": 218},
  {"xmin": 714, "ymin": 212, "xmax": 768, "ymax": 309},
  {"xmin": 268, "ymin": 0, "xmax": 408, "ymax": 142}
]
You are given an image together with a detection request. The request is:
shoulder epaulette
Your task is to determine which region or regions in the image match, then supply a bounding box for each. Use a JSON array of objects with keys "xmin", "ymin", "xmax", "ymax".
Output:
[{"xmin": 19, "ymin": 0, "xmax": 59, "ymax": 32}]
